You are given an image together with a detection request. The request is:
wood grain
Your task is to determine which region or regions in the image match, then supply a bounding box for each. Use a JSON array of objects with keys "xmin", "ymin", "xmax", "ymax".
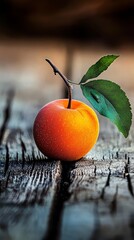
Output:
[
  {"xmin": 60, "ymin": 123, "xmax": 134, "ymax": 240},
  {"xmin": 0, "ymin": 88, "xmax": 62, "ymax": 240}
]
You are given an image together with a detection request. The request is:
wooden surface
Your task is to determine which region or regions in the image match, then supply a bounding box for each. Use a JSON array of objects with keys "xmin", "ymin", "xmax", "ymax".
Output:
[{"xmin": 0, "ymin": 43, "xmax": 134, "ymax": 240}]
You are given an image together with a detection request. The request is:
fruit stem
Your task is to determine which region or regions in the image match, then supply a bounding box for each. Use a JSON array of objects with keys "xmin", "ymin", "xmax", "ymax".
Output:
[{"xmin": 46, "ymin": 59, "xmax": 72, "ymax": 109}]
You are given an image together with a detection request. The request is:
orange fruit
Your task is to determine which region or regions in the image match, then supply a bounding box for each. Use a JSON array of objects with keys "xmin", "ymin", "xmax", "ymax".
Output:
[{"xmin": 33, "ymin": 99, "xmax": 99, "ymax": 161}]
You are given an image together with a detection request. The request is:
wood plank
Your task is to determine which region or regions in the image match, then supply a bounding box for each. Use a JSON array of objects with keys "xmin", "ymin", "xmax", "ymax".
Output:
[
  {"xmin": 60, "ymin": 123, "xmax": 134, "ymax": 240},
  {"xmin": 0, "ymin": 160, "xmax": 61, "ymax": 240},
  {"xmin": 0, "ymin": 89, "xmax": 62, "ymax": 240}
]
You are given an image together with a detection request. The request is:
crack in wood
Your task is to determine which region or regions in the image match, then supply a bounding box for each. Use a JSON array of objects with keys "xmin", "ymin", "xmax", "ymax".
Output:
[
  {"xmin": 5, "ymin": 171, "xmax": 10, "ymax": 188},
  {"xmin": 100, "ymin": 167, "xmax": 111, "ymax": 200},
  {"xmin": 43, "ymin": 161, "xmax": 75, "ymax": 240},
  {"xmin": 110, "ymin": 185, "xmax": 118, "ymax": 214},
  {"xmin": 125, "ymin": 158, "xmax": 134, "ymax": 197},
  {"xmin": 4, "ymin": 144, "xmax": 9, "ymax": 177},
  {"xmin": 94, "ymin": 165, "xmax": 96, "ymax": 176},
  {"xmin": 0, "ymin": 89, "xmax": 14, "ymax": 145},
  {"xmin": 116, "ymin": 151, "xmax": 119, "ymax": 159},
  {"xmin": 105, "ymin": 167, "xmax": 111, "ymax": 187},
  {"xmin": 128, "ymin": 156, "xmax": 130, "ymax": 165},
  {"xmin": 20, "ymin": 135, "xmax": 27, "ymax": 169}
]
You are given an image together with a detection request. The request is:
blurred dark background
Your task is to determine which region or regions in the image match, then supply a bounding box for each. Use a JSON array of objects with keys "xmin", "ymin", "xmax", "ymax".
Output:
[
  {"xmin": 0, "ymin": 0, "xmax": 134, "ymax": 46},
  {"xmin": 0, "ymin": 0, "xmax": 134, "ymax": 106}
]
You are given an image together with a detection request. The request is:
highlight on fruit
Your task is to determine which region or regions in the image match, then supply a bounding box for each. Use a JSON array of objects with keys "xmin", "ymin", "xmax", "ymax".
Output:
[{"xmin": 33, "ymin": 55, "xmax": 132, "ymax": 161}]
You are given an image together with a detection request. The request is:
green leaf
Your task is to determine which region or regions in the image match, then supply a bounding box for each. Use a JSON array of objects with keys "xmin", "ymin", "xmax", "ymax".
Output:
[
  {"xmin": 80, "ymin": 55, "xmax": 119, "ymax": 84},
  {"xmin": 80, "ymin": 80, "xmax": 132, "ymax": 137}
]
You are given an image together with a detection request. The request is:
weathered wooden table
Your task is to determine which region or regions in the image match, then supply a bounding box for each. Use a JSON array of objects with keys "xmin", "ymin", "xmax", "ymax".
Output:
[{"xmin": 0, "ymin": 43, "xmax": 134, "ymax": 240}]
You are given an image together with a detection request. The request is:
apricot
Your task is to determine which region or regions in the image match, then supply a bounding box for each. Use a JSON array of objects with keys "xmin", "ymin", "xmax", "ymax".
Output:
[{"xmin": 33, "ymin": 99, "xmax": 99, "ymax": 161}]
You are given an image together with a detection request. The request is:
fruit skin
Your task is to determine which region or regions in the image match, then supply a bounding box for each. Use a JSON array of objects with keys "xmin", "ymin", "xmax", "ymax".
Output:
[{"xmin": 33, "ymin": 99, "xmax": 99, "ymax": 161}]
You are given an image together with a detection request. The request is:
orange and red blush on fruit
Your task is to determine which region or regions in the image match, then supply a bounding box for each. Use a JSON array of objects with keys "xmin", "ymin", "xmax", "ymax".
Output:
[{"xmin": 33, "ymin": 99, "xmax": 99, "ymax": 161}]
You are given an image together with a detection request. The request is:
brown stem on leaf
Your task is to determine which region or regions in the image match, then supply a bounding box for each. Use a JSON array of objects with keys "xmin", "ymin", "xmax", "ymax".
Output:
[{"xmin": 46, "ymin": 59, "xmax": 72, "ymax": 109}]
